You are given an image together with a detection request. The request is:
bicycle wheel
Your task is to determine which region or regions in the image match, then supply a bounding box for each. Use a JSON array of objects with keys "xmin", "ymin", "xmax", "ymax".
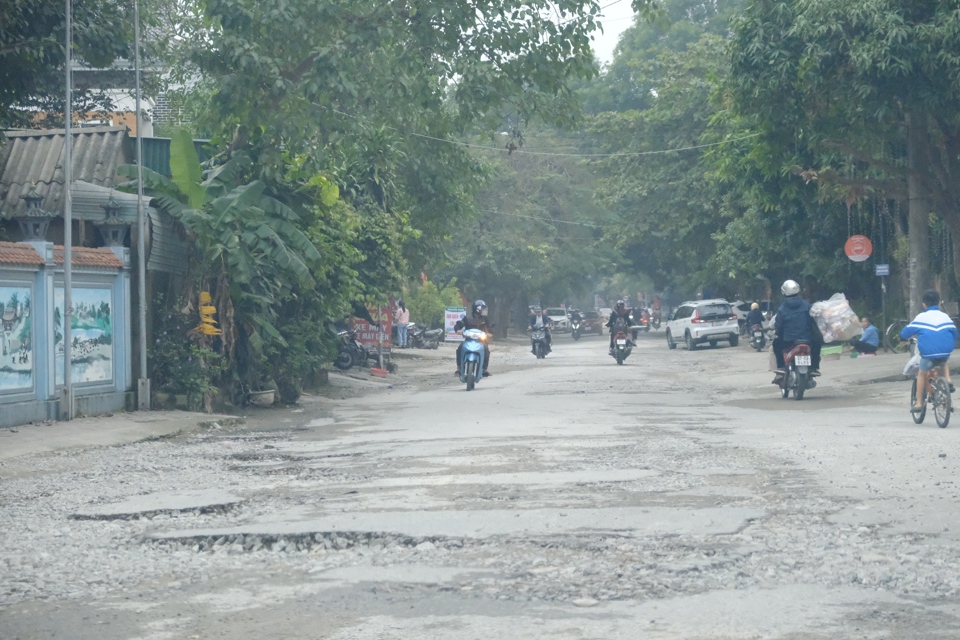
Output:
[
  {"xmin": 932, "ymin": 377, "xmax": 951, "ymax": 428},
  {"xmin": 885, "ymin": 319, "xmax": 910, "ymax": 353},
  {"xmin": 911, "ymin": 378, "xmax": 926, "ymax": 424}
]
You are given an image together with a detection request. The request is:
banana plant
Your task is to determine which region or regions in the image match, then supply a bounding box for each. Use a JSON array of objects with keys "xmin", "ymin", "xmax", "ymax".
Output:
[{"xmin": 119, "ymin": 129, "xmax": 326, "ymax": 366}]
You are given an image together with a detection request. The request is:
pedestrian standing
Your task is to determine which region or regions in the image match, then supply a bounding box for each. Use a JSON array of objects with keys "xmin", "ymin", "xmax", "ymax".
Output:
[{"xmin": 395, "ymin": 300, "xmax": 410, "ymax": 347}]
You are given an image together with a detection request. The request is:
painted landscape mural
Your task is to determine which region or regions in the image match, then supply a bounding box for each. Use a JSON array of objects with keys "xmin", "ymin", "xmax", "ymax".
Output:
[
  {"xmin": 55, "ymin": 288, "xmax": 113, "ymax": 385},
  {"xmin": 0, "ymin": 286, "xmax": 33, "ymax": 391}
]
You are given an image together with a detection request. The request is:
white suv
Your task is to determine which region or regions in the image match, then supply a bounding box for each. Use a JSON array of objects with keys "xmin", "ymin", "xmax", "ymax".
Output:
[
  {"xmin": 544, "ymin": 307, "xmax": 570, "ymax": 332},
  {"xmin": 665, "ymin": 299, "xmax": 740, "ymax": 350}
]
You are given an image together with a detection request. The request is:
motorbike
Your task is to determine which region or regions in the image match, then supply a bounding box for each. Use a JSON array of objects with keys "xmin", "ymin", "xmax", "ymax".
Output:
[
  {"xmin": 530, "ymin": 325, "xmax": 551, "ymax": 359},
  {"xmin": 637, "ymin": 309, "xmax": 651, "ymax": 332},
  {"xmin": 459, "ymin": 328, "xmax": 488, "ymax": 390},
  {"xmin": 749, "ymin": 323, "xmax": 765, "ymax": 351},
  {"xmin": 611, "ymin": 317, "xmax": 633, "ymax": 365},
  {"xmin": 651, "ymin": 309, "xmax": 661, "ymax": 330},
  {"xmin": 408, "ymin": 322, "xmax": 442, "ymax": 349},
  {"xmin": 570, "ymin": 318, "xmax": 582, "ymax": 341},
  {"xmin": 335, "ymin": 328, "xmax": 368, "ymax": 370},
  {"xmin": 779, "ymin": 341, "xmax": 816, "ymax": 400}
]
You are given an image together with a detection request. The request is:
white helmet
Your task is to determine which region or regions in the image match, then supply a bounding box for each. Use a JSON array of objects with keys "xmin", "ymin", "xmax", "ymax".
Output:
[{"xmin": 781, "ymin": 280, "xmax": 801, "ymax": 296}]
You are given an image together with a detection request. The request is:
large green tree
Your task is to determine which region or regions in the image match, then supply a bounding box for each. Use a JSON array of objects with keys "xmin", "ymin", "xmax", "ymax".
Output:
[
  {"xmin": 441, "ymin": 130, "xmax": 614, "ymax": 334},
  {"xmin": 169, "ymin": 0, "xmax": 606, "ymax": 279},
  {"xmin": 727, "ymin": 0, "xmax": 960, "ymax": 312},
  {"xmin": 1, "ymin": 0, "xmax": 133, "ymax": 127}
]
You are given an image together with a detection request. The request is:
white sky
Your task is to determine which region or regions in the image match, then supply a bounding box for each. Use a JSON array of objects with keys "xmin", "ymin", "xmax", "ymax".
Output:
[{"xmin": 592, "ymin": 0, "xmax": 638, "ymax": 65}]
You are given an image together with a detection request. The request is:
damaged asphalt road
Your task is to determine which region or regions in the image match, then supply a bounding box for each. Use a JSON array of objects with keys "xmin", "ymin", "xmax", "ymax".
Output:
[{"xmin": 3, "ymin": 332, "xmax": 960, "ymax": 639}]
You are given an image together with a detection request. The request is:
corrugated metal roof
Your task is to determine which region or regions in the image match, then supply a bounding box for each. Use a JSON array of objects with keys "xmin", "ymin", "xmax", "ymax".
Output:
[
  {"xmin": 70, "ymin": 180, "xmax": 140, "ymax": 223},
  {"xmin": 147, "ymin": 209, "xmax": 189, "ymax": 276},
  {"xmin": 71, "ymin": 181, "xmax": 190, "ymax": 275},
  {"xmin": 0, "ymin": 127, "xmax": 130, "ymax": 219}
]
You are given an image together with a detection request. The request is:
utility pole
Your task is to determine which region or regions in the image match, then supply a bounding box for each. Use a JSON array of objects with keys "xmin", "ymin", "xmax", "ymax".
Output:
[
  {"xmin": 907, "ymin": 109, "xmax": 931, "ymax": 318},
  {"xmin": 61, "ymin": 0, "xmax": 74, "ymax": 420}
]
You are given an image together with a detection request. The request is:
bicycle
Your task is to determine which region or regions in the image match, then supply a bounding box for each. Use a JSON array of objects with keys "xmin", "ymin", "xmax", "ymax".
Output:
[
  {"xmin": 885, "ymin": 318, "xmax": 910, "ymax": 353},
  {"xmin": 909, "ymin": 344, "xmax": 953, "ymax": 428}
]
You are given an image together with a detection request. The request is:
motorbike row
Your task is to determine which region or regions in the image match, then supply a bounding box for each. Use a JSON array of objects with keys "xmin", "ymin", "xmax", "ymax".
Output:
[
  {"xmin": 335, "ymin": 322, "xmax": 443, "ymax": 371},
  {"xmin": 354, "ymin": 310, "xmax": 814, "ymax": 402}
]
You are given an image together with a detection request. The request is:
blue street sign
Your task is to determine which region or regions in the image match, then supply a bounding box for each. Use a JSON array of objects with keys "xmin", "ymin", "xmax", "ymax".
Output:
[{"xmin": 875, "ymin": 264, "xmax": 890, "ymax": 276}]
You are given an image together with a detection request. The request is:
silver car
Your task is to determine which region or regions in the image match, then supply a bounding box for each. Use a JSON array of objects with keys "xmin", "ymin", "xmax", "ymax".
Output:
[
  {"xmin": 544, "ymin": 307, "xmax": 569, "ymax": 332},
  {"xmin": 665, "ymin": 299, "xmax": 740, "ymax": 350}
]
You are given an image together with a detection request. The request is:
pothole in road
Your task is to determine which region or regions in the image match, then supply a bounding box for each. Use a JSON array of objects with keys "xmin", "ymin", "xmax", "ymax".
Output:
[{"xmin": 71, "ymin": 489, "xmax": 244, "ymax": 521}]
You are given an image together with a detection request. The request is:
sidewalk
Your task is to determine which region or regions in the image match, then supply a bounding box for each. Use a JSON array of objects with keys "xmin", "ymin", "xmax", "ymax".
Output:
[{"xmin": 0, "ymin": 410, "xmax": 239, "ymax": 462}]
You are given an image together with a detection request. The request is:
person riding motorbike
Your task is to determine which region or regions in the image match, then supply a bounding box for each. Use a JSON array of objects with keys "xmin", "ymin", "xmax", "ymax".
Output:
[
  {"xmin": 454, "ymin": 300, "xmax": 493, "ymax": 377},
  {"xmin": 606, "ymin": 300, "xmax": 635, "ymax": 355},
  {"xmin": 772, "ymin": 280, "xmax": 822, "ymax": 383},
  {"xmin": 744, "ymin": 302, "xmax": 765, "ymax": 331},
  {"xmin": 569, "ymin": 308, "xmax": 583, "ymax": 324},
  {"xmin": 529, "ymin": 306, "xmax": 554, "ymax": 353}
]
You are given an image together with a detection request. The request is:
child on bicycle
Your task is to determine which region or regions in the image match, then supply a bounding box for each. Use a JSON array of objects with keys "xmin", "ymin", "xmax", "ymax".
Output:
[{"xmin": 900, "ymin": 289, "xmax": 958, "ymax": 413}]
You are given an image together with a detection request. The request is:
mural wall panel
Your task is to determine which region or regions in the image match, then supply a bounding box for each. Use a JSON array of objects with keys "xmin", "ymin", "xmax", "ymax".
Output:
[
  {"xmin": 54, "ymin": 287, "xmax": 113, "ymax": 385},
  {"xmin": 0, "ymin": 286, "xmax": 33, "ymax": 392}
]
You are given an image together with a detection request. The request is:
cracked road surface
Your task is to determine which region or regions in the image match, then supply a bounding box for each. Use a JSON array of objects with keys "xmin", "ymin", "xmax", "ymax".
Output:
[{"xmin": 4, "ymin": 332, "xmax": 960, "ymax": 638}]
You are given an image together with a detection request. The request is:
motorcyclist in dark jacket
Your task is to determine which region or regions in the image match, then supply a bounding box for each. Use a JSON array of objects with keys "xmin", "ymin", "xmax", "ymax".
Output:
[
  {"xmin": 744, "ymin": 303, "xmax": 765, "ymax": 329},
  {"xmin": 529, "ymin": 306, "xmax": 553, "ymax": 353},
  {"xmin": 606, "ymin": 300, "xmax": 634, "ymax": 354},
  {"xmin": 773, "ymin": 280, "xmax": 822, "ymax": 377},
  {"xmin": 454, "ymin": 300, "xmax": 492, "ymax": 376}
]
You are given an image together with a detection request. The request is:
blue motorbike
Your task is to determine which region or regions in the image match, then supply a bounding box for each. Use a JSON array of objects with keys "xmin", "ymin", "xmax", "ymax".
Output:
[{"xmin": 459, "ymin": 328, "xmax": 488, "ymax": 391}]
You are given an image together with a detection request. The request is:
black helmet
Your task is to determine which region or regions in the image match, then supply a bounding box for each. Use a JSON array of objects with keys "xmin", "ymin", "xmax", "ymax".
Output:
[
  {"xmin": 532, "ymin": 305, "xmax": 542, "ymax": 313},
  {"xmin": 473, "ymin": 300, "xmax": 488, "ymax": 317}
]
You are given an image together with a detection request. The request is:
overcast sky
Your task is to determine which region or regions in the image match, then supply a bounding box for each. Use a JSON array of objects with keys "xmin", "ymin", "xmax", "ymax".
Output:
[{"xmin": 592, "ymin": 0, "xmax": 638, "ymax": 65}]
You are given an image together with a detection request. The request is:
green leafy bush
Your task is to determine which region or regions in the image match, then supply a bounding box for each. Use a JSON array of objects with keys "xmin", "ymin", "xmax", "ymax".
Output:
[
  {"xmin": 406, "ymin": 279, "xmax": 463, "ymax": 328},
  {"xmin": 150, "ymin": 301, "xmax": 225, "ymax": 410}
]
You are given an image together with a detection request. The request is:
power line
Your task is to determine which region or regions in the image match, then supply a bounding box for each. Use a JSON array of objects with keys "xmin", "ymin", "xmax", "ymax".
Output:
[
  {"xmin": 319, "ymin": 105, "xmax": 759, "ymax": 158},
  {"xmin": 482, "ymin": 209, "xmax": 604, "ymax": 227}
]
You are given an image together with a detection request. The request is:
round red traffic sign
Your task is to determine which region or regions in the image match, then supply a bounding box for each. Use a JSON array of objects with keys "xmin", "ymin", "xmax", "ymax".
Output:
[{"xmin": 844, "ymin": 235, "xmax": 873, "ymax": 262}]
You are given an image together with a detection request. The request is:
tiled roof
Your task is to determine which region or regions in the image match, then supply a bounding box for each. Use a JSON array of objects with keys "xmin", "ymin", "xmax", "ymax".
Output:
[
  {"xmin": 54, "ymin": 246, "xmax": 124, "ymax": 269},
  {"xmin": 0, "ymin": 241, "xmax": 43, "ymax": 266},
  {"xmin": 0, "ymin": 127, "xmax": 130, "ymax": 219}
]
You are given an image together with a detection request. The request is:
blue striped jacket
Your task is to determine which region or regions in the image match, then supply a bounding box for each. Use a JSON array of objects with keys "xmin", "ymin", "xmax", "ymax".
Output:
[{"xmin": 900, "ymin": 306, "xmax": 958, "ymax": 359}]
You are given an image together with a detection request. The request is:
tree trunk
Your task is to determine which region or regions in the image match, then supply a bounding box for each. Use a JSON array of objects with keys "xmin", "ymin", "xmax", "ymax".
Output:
[{"xmin": 907, "ymin": 109, "xmax": 932, "ymax": 317}]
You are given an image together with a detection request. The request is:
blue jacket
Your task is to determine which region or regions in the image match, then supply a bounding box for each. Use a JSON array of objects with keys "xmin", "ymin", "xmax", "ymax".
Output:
[
  {"xmin": 859, "ymin": 323, "xmax": 880, "ymax": 347},
  {"xmin": 900, "ymin": 306, "xmax": 957, "ymax": 359},
  {"xmin": 775, "ymin": 296, "xmax": 815, "ymax": 343}
]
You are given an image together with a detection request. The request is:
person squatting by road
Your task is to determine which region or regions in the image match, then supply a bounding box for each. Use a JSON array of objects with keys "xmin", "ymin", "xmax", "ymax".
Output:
[
  {"xmin": 454, "ymin": 300, "xmax": 492, "ymax": 377},
  {"xmin": 850, "ymin": 316, "xmax": 880, "ymax": 354}
]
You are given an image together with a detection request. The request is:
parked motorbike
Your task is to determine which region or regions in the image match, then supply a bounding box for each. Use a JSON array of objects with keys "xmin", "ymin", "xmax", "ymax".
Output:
[
  {"xmin": 459, "ymin": 328, "xmax": 488, "ymax": 390},
  {"xmin": 749, "ymin": 323, "xmax": 765, "ymax": 351},
  {"xmin": 611, "ymin": 317, "xmax": 633, "ymax": 365},
  {"xmin": 408, "ymin": 322, "xmax": 442, "ymax": 349},
  {"xmin": 530, "ymin": 325, "xmax": 551, "ymax": 359},
  {"xmin": 335, "ymin": 328, "xmax": 368, "ymax": 370},
  {"xmin": 779, "ymin": 341, "xmax": 816, "ymax": 400},
  {"xmin": 570, "ymin": 319, "xmax": 582, "ymax": 341}
]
